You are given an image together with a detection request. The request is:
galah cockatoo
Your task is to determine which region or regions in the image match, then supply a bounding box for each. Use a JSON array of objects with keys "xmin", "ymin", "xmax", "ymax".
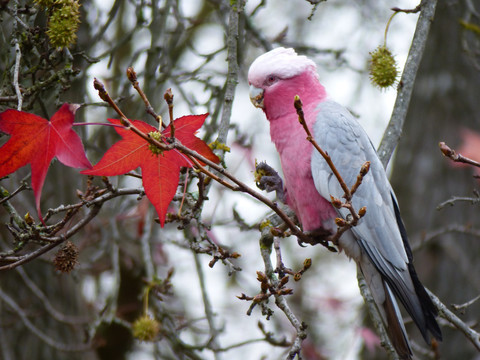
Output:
[{"xmin": 248, "ymin": 47, "xmax": 441, "ymax": 359}]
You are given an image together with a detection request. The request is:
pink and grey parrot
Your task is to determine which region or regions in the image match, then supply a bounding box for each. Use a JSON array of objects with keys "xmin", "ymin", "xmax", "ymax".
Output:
[{"xmin": 248, "ymin": 47, "xmax": 441, "ymax": 359}]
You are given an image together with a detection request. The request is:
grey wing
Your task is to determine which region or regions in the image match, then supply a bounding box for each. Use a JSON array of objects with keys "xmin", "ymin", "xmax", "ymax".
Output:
[{"xmin": 310, "ymin": 100, "xmax": 427, "ymax": 331}]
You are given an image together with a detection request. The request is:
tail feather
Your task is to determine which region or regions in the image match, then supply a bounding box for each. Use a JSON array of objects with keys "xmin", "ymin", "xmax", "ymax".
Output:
[
  {"xmin": 383, "ymin": 282, "xmax": 412, "ymax": 360},
  {"xmin": 392, "ymin": 194, "xmax": 442, "ymax": 343},
  {"xmin": 358, "ymin": 256, "xmax": 413, "ymax": 359},
  {"xmin": 408, "ymin": 261, "xmax": 443, "ymax": 342}
]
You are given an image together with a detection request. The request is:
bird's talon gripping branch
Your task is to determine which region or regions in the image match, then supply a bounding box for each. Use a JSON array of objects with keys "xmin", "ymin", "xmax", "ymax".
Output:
[{"xmin": 255, "ymin": 161, "xmax": 286, "ymax": 202}]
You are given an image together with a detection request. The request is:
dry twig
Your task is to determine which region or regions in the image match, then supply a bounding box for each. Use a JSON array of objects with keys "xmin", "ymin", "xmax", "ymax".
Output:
[{"xmin": 439, "ymin": 141, "xmax": 480, "ymax": 168}]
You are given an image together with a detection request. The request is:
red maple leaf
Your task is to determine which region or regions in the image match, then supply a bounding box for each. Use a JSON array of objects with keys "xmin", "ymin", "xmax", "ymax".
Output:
[
  {"xmin": 0, "ymin": 103, "xmax": 92, "ymax": 222},
  {"xmin": 81, "ymin": 114, "xmax": 219, "ymax": 226}
]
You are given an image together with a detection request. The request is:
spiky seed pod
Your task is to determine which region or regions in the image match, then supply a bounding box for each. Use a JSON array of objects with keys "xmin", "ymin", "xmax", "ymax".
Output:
[
  {"xmin": 148, "ymin": 131, "xmax": 164, "ymax": 155},
  {"xmin": 46, "ymin": 0, "xmax": 81, "ymax": 49},
  {"xmin": 53, "ymin": 241, "xmax": 79, "ymax": 273},
  {"xmin": 369, "ymin": 46, "xmax": 399, "ymax": 89},
  {"xmin": 132, "ymin": 315, "xmax": 160, "ymax": 341}
]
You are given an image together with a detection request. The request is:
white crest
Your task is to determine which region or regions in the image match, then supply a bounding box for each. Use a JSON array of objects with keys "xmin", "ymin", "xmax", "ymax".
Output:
[{"xmin": 248, "ymin": 47, "xmax": 317, "ymax": 86}]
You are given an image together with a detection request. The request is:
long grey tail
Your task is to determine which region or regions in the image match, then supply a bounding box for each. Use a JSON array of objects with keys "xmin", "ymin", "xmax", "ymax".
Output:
[
  {"xmin": 383, "ymin": 281, "xmax": 413, "ymax": 359},
  {"xmin": 391, "ymin": 194, "xmax": 442, "ymax": 344},
  {"xmin": 359, "ymin": 259, "xmax": 413, "ymax": 359}
]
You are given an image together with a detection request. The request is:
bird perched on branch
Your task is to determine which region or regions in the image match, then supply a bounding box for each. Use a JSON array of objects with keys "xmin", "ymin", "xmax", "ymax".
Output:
[{"xmin": 248, "ymin": 47, "xmax": 441, "ymax": 359}]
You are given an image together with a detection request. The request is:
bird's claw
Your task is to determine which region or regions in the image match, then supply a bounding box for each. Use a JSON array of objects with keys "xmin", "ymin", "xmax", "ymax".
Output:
[
  {"xmin": 299, "ymin": 229, "xmax": 337, "ymax": 252},
  {"xmin": 255, "ymin": 161, "xmax": 286, "ymax": 202}
]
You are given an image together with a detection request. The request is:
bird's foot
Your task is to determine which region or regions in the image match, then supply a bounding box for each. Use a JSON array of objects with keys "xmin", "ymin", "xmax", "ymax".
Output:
[
  {"xmin": 298, "ymin": 228, "xmax": 337, "ymax": 252},
  {"xmin": 255, "ymin": 161, "xmax": 286, "ymax": 203}
]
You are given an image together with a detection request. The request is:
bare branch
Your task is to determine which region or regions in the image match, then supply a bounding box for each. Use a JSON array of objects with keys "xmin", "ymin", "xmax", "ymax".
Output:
[
  {"xmin": 451, "ymin": 294, "xmax": 480, "ymax": 313},
  {"xmin": 437, "ymin": 194, "xmax": 480, "ymax": 210},
  {"xmin": 439, "ymin": 141, "xmax": 480, "ymax": 168},
  {"xmin": 0, "ymin": 202, "xmax": 102, "ymax": 271},
  {"xmin": 217, "ymin": 0, "xmax": 244, "ymax": 148},
  {"xmin": 15, "ymin": 266, "xmax": 89, "ymax": 324},
  {"xmin": 0, "ymin": 288, "xmax": 92, "ymax": 351},
  {"xmin": 127, "ymin": 66, "xmax": 163, "ymax": 126},
  {"xmin": 194, "ymin": 250, "xmax": 221, "ymax": 357},
  {"xmin": 412, "ymin": 223, "xmax": 480, "ymax": 252},
  {"xmin": 258, "ymin": 228, "xmax": 307, "ymax": 360},
  {"xmin": 12, "ymin": 1, "xmax": 23, "ymax": 110},
  {"xmin": 428, "ymin": 290, "xmax": 480, "ymax": 351}
]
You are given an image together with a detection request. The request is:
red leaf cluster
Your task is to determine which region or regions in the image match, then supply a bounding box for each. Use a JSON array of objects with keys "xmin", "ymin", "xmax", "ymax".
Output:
[
  {"xmin": 0, "ymin": 104, "xmax": 218, "ymax": 227},
  {"xmin": 81, "ymin": 114, "xmax": 219, "ymax": 226}
]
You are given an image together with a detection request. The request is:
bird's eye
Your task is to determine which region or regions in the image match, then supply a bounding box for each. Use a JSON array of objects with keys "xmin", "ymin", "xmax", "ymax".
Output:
[{"xmin": 265, "ymin": 75, "xmax": 278, "ymax": 85}]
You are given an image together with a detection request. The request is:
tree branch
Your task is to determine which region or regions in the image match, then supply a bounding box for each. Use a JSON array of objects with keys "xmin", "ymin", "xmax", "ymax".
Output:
[
  {"xmin": 12, "ymin": 1, "xmax": 23, "ymax": 110},
  {"xmin": 438, "ymin": 141, "xmax": 480, "ymax": 168},
  {"xmin": 377, "ymin": 0, "xmax": 438, "ymax": 166},
  {"xmin": 428, "ymin": 290, "xmax": 480, "ymax": 351},
  {"xmin": 0, "ymin": 288, "xmax": 92, "ymax": 351},
  {"xmin": 216, "ymin": 0, "xmax": 244, "ymax": 148}
]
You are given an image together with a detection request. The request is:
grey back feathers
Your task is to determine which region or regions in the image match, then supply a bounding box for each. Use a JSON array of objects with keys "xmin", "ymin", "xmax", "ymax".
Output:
[{"xmin": 310, "ymin": 100, "xmax": 441, "ymax": 355}]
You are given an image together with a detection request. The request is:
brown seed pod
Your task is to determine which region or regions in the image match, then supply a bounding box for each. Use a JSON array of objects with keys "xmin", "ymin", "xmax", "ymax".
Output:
[{"xmin": 53, "ymin": 241, "xmax": 79, "ymax": 273}]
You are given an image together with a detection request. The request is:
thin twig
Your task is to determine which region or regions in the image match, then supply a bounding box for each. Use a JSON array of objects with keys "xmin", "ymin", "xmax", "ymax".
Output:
[
  {"xmin": 391, "ymin": 5, "xmax": 422, "ymax": 14},
  {"xmin": 258, "ymin": 234, "xmax": 307, "ymax": 360},
  {"xmin": 428, "ymin": 289, "xmax": 480, "ymax": 351},
  {"xmin": 437, "ymin": 195, "xmax": 480, "ymax": 210},
  {"xmin": 0, "ymin": 185, "xmax": 25, "ymax": 228},
  {"xmin": 451, "ymin": 294, "xmax": 480, "ymax": 312},
  {"xmin": 164, "ymin": 88, "xmax": 175, "ymax": 138},
  {"xmin": 127, "ymin": 66, "xmax": 163, "ymax": 126},
  {"xmin": 0, "ymin": 182, "xmax": 28, "ymax": 206},
  {"xmin": 193, "ymin": 250, "xmax": 221, "ymax": 358},
  {"xmin": 15, "ymin": 266, "xmax": 90, "ymax": 324},
  {"xmin": 0, "ymin": 288, "xmax": 92, "ymax": 351},
  {"xmin": 0, "ymin": 203, "xmax": 102, "ymax": 271},
  {"xmin": 93, "ymin": 78, "xmax": 171, "ymax": 152},
  {"xmin": 0, "ymin": 96, "xmax": 18, "ymax": 103},
  {"xmin": 413, "ymin": 223, "xmax": 480, "ymax": 251},
  {"xmin": 438, "ymin": 141, "xmax": 480, "ymax": 168}
]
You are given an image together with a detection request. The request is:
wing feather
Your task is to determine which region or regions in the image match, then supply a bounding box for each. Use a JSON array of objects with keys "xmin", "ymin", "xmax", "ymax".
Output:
[{"xmin": 310, "ymin": 100, "xmax": 431, "ymax": 338}]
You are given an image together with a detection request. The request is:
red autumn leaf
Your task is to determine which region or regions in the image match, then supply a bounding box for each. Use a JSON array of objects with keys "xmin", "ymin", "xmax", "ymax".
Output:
[
  {"xmin": 81, "ymin": 114, "xmax": 219, "ymax": 226},
  {"xmin": 0, "ymin": 103, "xmax": 92, "ymax": 222}
]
